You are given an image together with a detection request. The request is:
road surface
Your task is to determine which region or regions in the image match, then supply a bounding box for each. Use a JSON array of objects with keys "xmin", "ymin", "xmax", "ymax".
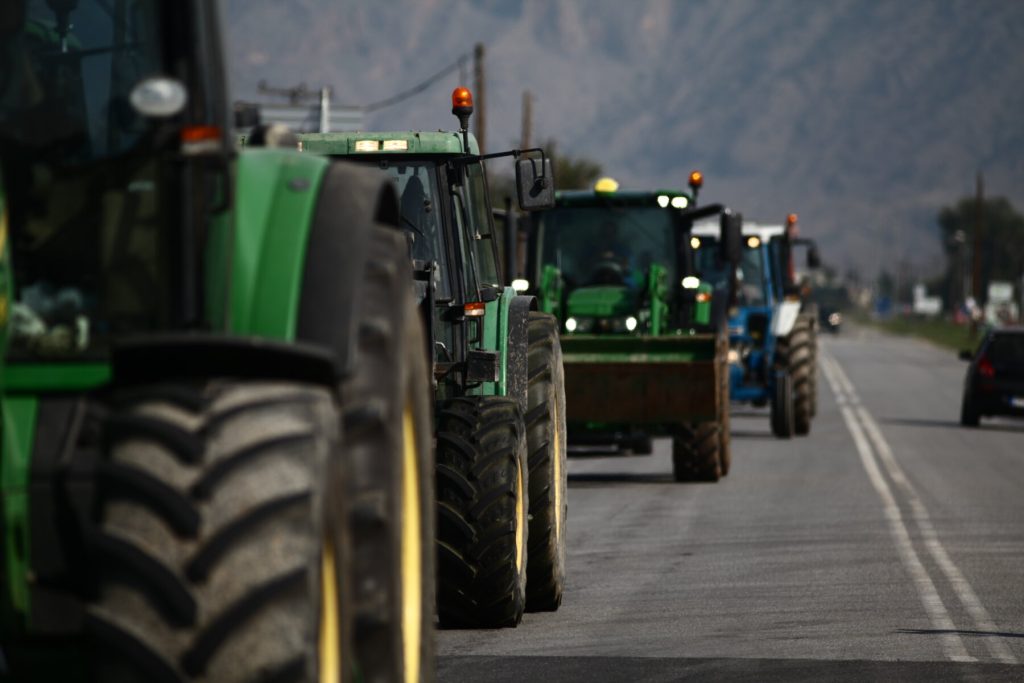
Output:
[{"xmin": 438, "ymin": 326, "xmax": 1024, "ymax": 681}]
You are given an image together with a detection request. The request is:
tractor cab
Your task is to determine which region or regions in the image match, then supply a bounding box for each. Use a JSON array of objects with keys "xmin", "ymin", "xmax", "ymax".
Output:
[
  {"xmin": 299, "ymin": 87, "xmax": 554, "ymax": 398},
  {"xmin": 526, "ymin": 173, "xmax": 741, "ymax": 336},
  {"xmin": 0, "ymin": 0, "xmax": 231, "ymax": 375}
]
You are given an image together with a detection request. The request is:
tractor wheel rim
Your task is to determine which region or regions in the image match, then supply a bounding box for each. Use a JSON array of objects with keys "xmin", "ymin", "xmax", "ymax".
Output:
[
  {"xmin": 319, "ymin": 538, "xmax": 341, "ymax": 683},
  {"xmin": 515, "ymin": 455, "xmax": 526, "ymax": 573},
  {"xmin": 401, "ymin": 404, "xmax": 422, "ymax": 683}
]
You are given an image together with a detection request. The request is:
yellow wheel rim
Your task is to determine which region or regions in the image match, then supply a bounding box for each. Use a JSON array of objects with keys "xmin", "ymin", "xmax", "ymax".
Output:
[
  {"xmin": 401, "ymin": 405, "xmax": 422, "ymax": 683},
  {"xmin": 319, "ymin": 538, "xmax": 340, "ymax": 683},
  {"xmin": 515, "ymin": 455, "xmax": 526, "ymax": 573}
]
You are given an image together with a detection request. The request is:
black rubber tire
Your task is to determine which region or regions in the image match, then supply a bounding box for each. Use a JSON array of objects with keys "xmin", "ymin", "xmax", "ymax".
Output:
[
  {"xmin": 806, "ymin": 313, "xmax": 819, "ymax": 418},
  {"xmin": 435, "ymin": 396, "xmax": 529, "ymax": 628},
  {"xmin": 778, "ymin": 317, "xmax": 814, "ymax": 436},
  {"xmin": 88, "ymin": 381, "xmax": 351, "ymax": 683},
  {"xmin": 718, "ymin": 354, "xmax": 732, "ymax": 477},
  {"xmin": 524, "ymin": 312, "xmax": 568, "ymax": 612},
  {"xmin": 671, "ymin": 422, "xmax": 721, "ymax": 482},
  {"xmin": 771, "ymin": 371, "xmax": 796, "ymax": 439},
  {"xmin": 341, "ymin": 227, "xmax": 435, "ymax": 683},
  {"xmin": 960, "ymin": 392, "xmax": 980, "ymax": 427}
]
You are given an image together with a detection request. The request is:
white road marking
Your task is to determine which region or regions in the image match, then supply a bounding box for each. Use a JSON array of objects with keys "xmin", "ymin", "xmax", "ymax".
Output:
[
  {"xmin": 827, "ymin": 355, "xmax": 1019, "ymax": 665},
  {"xmin": 820, "ymin": 356, "xmax": 974, "ymax": 662}
]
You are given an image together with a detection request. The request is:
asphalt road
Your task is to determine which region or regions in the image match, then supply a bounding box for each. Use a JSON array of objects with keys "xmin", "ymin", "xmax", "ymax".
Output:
[{"xmin": 438, "ymin": 326, "xmax": 1024, "ymax": 681}]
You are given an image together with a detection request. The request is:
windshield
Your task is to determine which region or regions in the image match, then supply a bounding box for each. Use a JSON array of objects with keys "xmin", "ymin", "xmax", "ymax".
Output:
[
  {"xmin": 371, "ymin": 159, "xmax": 451, "ymax": 301},
  {"xmin": 466, "ymin": 161, "xmax": 500, "ymax": 287},
  {"xmin": 735, "ymin": 244, "xmax": 766, "ymax": 305},
  {"xmin": 537, "ymin": 204, "xmax": 676, "ymax": 293},
  {"xmin": 0, "ymin": 0, "xmax": 164, "ymax": 164},
  {"xmin": 1, "ymin": 0, "xmax": 179, "ymax": 360}
]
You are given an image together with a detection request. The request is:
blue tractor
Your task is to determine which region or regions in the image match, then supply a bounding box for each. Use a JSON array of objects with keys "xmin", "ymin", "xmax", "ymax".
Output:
[{"xmin": 692, "ymin": 215, "xmax": 820, "ymax": 437}]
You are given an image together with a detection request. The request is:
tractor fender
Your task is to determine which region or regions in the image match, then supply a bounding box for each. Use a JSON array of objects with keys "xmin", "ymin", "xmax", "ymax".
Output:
[
  {"xmin": 771, "ymin": 300, "xmax": 802, "ymax": 338},
  {"xmin": 110, "ymin": 334, "xmax": 339, "ymax": 389},
  {"xmin": 295, "ymin": 161, "xmax": 401, "ymax": 378}
]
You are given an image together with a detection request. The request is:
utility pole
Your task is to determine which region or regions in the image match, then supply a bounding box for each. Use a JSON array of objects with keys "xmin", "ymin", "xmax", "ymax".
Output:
[
  {"xmin": 319, "ymin": 86, "xmax": 330, "ymax": 133},
  {"xmin": 972, "ymin": 171, "xmax": 984, "ymax": 304},
  {"xmin": 473, "ymin": 43, "xmax": 486, "ymax": 153},
  {"xmin": 970, "ymin": 171, "xmax": 985, "ymax": 336},
  {"xmin": 520, "ymin": 90, "xmax": 532, "ymax": 150}
]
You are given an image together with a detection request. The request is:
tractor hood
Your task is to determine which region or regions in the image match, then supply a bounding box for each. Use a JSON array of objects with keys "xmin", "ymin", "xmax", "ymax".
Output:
[{"xmin": 566, "ymin": 285, "xmax": 636, "ymax": 319}]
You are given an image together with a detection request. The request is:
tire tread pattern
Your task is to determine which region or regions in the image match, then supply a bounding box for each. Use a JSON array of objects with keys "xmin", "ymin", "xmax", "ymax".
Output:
[
  {"xmin": 435, "ymin": 396, "xmax": 528, "ymax": 628},
  {"xmin": 87, "ymin": 381, "xmax": 338, "ymax": 683}
]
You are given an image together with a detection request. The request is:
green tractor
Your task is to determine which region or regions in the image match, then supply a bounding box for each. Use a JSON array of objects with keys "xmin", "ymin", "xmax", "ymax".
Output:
[
  {"xmin": 523, "ymin": 175, "xmax": 742, "ymax": 481},
  {"xmin": 298, "ymin": 86, "xmax": 568, "ymax": 627},
  {"xmin": 1, "ymin": 1, "xmax": 434, "ymax": 681}
]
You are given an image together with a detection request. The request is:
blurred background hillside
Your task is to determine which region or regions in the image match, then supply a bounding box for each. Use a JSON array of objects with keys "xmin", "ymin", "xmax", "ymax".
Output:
[{"xmin": 223, "ymin": 0, "xmax": 1024, "ymax": 282}]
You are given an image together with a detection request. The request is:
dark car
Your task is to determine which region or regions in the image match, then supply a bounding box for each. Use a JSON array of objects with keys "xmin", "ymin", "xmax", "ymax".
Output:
[{"xmin": 959, "ymin": 326, "xmax": 1024, "ymax": 426}]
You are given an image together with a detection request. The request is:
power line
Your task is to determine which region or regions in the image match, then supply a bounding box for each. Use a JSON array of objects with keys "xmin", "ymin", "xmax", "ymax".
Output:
[{"xmin": 339, "ymin": 53, "xmax": 471, "ymax": 113}]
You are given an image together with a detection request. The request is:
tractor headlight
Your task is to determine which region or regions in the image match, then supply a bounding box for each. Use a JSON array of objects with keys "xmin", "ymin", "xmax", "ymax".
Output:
[
  {"xmin": 727, "ymin": 348, "xmax": 741, "ymax": 364},
  {"xmin": 565, "ymin": 317, "xmax": 596, "ymax": 333},
  {"xmin": 625, "ymin": 316, "xmax": 638, "ymax": 332}
]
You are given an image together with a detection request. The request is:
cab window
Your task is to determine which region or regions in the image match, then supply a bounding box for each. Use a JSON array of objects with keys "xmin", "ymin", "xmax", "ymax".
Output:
[{"xmin": 465, "ymin": 161, "xmax": 500, "ymax": 287}]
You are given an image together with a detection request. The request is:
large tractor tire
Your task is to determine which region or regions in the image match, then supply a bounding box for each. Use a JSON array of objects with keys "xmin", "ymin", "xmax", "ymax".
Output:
[
  {"xmin": 806, "ymin": 313, "xmax": 819, "ymax": 418},
  {"xmin": 671, "ymin": 422, "xmax": 721, "ymax": 482},
  {"xmin": 770, "ymin": 371, "xmax": 795, "ymax": 438},
  {"xmin": 342, "ymin": 227, "xmax": 435, "ymax": 683},
  {"xmin": 88, "ymin": 381, "xmax": 351, "ymax": 683},
  {"xmin": 435, "ymin": 396, "xmax": 529, "ymax": 628},
  {"xmin": 718, "ymin": 356, "xmax": 732, "ymax": 477},
  {"xmin": 524, "ymin": 312, "xmax": 568, "ymax": 612},
  {"xmin": 777, "ymin": 317, "xmax": 814, "ymax": 435}
]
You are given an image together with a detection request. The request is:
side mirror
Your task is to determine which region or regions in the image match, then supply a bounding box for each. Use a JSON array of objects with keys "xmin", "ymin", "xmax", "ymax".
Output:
[
  {"xmin": 958, "ymin": 350, "xmax": 973, "ymax": 361},
  {"xmin": 807, "ymin": 246, "xmax": 822, "ymax": 269},
  {"xmin": 130, "ymin": 77, "xmax": 188, "ymax": 118},
  {"xmin": 515, "ymin": 157, "xmax": 555, "ymax": 211},
  {"xmin": 719, "ymin": 211, "xmax": 743, "ymax": 267}
]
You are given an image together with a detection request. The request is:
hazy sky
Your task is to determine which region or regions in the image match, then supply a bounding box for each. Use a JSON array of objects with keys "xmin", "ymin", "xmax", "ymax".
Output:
[{"xmin": 226, "ymin": 1, "xmax": 1024, "ymax": 276}]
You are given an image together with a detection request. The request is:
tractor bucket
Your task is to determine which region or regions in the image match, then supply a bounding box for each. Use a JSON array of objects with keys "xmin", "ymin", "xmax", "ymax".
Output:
[{"xmin": 561, "ymin": 333, "xmax": 726, "ymax": 425}]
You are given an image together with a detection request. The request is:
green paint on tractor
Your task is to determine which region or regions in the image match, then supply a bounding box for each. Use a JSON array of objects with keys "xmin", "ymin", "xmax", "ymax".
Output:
[
  {"xmin": 229, "ymin": 149, "xmax": 329, "ymax": 340},
  {"xmin": 1, "ymin": 398, "xmax": 36, "ymax": 627}
]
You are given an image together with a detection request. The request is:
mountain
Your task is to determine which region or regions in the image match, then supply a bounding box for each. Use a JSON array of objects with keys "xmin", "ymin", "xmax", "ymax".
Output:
[{"xmin": 223, "ymin": 0, "xmax": 1024, "ymax": 278}]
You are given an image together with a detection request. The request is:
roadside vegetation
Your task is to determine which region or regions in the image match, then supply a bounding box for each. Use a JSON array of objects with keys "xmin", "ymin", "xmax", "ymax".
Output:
[{"xmin": 851, "ymin": 310, "xmax": 979, "ymax": 352}]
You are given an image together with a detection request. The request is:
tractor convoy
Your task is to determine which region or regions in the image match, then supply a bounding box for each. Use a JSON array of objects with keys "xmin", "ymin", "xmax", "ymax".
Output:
[{"xmin": 0, "ymin": 1, "xmax": 826, "ymax": 681}]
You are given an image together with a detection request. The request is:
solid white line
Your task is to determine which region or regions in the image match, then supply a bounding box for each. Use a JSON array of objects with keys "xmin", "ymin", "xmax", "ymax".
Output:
[
  {"xmin": 832, "ymin": 363, "xmax": 1020, "ymax": 664},
  {"xmin": 820, "ymin": 355, "xmax": 975, "ymax": 662}
]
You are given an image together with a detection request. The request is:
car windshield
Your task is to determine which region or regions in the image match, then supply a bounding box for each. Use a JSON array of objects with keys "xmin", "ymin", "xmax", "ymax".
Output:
[{"xmin": 537, "ymin": 204, "xmax": 676, "ymax": 292}]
